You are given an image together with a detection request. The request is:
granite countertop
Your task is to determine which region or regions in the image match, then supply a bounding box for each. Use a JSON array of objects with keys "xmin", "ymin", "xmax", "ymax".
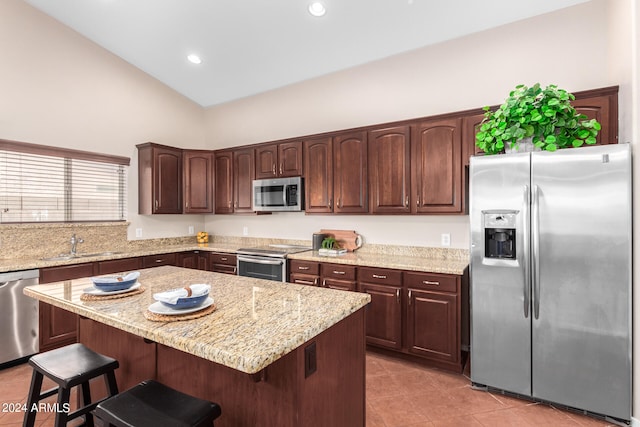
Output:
[
  {"xmin": 24, "ymin": 265, "xmax": 370, "ymax": 374},
  {"xmin": 0, "ymin": 242, "xmax": 241, "ymax": 273},
  {"xmin": 289, "ymin": 251, "xmax": 468, "ymax": 275}
]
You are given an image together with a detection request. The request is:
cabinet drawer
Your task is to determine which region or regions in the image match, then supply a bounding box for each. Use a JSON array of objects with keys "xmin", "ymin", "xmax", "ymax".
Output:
[
  {"xmin": 142, "ymin": 253, "xmax": 177, "ymax": 268},
  {"xmin": 210, "ymin": 252, "xmax": 237, "ymax": 266},
  {"xmin": 321, "ymin": 263, "xmax": 356, "ymax": 281},
  {"xmin": 358, "ymin": 267, "xmax": 401, "ymax": 286},
  {"xmin": 40, "ymin": 263, "xmax": 95, "ymax": 284},
  {"xmin": 404, "ymin": 272, "xmax": 458, "ymax": 293},
  {"xmin": 97, "ymin": 257, "xmax": 142, "ymax": 275},
  {"xmin": 290, "ymin": 260, "xmax": 320, "ymax": 275}
]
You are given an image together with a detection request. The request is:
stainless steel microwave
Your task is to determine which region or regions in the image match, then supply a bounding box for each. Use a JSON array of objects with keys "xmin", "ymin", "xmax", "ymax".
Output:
[{"xmin": 252, "ymin": 177, "xmax": 304, "ymax": 212}]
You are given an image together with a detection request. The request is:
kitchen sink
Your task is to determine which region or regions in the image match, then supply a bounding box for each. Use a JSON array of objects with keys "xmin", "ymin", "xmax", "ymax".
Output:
[{"xmin": 40, "ymin": 251, "xmax": 122, "ymax": 261}]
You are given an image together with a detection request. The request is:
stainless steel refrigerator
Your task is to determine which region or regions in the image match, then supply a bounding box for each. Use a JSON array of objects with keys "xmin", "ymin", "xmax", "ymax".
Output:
[{"xmin": 469, "ymin": 144, "xmax": 632, "ymax": 423}]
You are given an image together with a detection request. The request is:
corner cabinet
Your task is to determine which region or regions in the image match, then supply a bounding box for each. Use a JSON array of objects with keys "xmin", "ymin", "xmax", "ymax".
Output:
[
  {"xmin": 137, "ymin": 143, "xmax": 183, "ymax": 214},
  {"xmin": 183, "ymin": 150, "xmax": 213, "ymax": 213}
]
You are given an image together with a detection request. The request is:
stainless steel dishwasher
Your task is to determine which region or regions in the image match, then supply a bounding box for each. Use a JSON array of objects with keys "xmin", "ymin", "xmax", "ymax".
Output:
[{"xmin": 0, "ymin": 269, "xmax": 39, "ymax": 365}]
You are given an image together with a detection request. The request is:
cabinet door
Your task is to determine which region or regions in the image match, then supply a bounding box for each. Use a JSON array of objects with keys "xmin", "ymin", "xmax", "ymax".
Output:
[
  {"xmin": 572, "ymin": 92, "xmax": 617, "ymax": 145},
  {"xmin": 406, "ymin": 289, "xmax": 459, "ymax": 363},
  {"xmin": 142, "ymin": 253, "xmax": 177, "ymax": 268},
  {"xmin": 333, "ymin": 131, "xmax": 368, "ymax": 213},
  {"xmin": 358, "ymin": 282, "xmax": 402, "ymax": 349},
  {"xmin": 234, "ymin": 148, "xmax": 255, "ymax": 213},
  {"xmin": 412, "ymin": 118, "xmax": 462, "ymax": 214},
  {"xmin": 214, "ymin": 151, "xmax": 234, "ymax": 214},
  {"xmin": 368, "ymin": 126, "xmax": 411, "ymax": 214},
  {"xmin": 462, "ymin": 111, "xmax": 486, "ymax": 166},
  {"xmin": 154, "ymin": 146, "xmax": 183, "ymax": 214},
  {"xmin": 304, "ymin": 137, "xmax": 333, "ymax": 213},
  {"xmin": 183, "ymin": 151, "xmax": 213, "ymax": 213},
  {"xmin": 279, "ymin": 141, "xmax": 303, "ymax": 177},
  {"xmin": 255, "ymin": 144, "xmax": 278, "ymax": 179}
]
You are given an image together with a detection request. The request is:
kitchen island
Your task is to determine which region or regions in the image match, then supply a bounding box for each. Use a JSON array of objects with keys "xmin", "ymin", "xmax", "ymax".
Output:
[{"xmin": 24, "ymin": 266, "xmax": 371, "ymax": 427}]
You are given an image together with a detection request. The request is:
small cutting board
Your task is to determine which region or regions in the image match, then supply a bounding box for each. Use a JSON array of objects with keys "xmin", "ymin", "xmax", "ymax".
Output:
[{"xmin": 320, "ymin": 229, "xmax": 363, "ymax": 252}]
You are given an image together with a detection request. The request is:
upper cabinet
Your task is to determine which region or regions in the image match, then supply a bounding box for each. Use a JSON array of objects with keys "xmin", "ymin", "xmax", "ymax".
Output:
[
  {"xmin": 137, "ymin": 143, "xmax": 183, "ymax": 214},
  {"xmin": 255, "ymin": 141, "xmax": 303, "ymax": 179},
  {"xmin": 214, "ymin": 148, "xmax": 255, "ymax": 214},
  {"xmin": 412, "ymin": 118, "xmax": 463, "ymax": 214},
  {"xmin": 304, "ymin": 137, "xmax": 333, "ymax": 213},
  {"xmin": 183, "ymin": 150, "xmax": 213, "ymax": 214},
  {"xmin": 572, "ymin": 86, "xmax": 618, "ymax": 145},
  {"xmin": 333, "ymin": 131, "xmax": 368, "ymax": 214},
  {"xmin": 368, "ymin": 126, "xmax": 411, "ymax": 214}
]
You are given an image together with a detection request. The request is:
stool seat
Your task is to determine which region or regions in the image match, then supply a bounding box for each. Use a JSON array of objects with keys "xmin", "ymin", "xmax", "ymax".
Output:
[
  {"xmin": 23, "ymin": 343, "xmax": 119, "ymax": 427},
  {"xmin": 95, "ymin": 380, "xmax": 222, "ymax": 427}
]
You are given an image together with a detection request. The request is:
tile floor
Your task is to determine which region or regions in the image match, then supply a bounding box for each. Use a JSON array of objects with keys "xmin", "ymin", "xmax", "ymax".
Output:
[{"xmin": 0, "ymin": 352, "xmax": 618, "ymax": 427}]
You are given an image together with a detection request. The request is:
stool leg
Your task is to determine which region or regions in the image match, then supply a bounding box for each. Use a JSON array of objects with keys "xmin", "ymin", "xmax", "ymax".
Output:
[
  {"xmin": 80, "ymin": 381, "xmax": 95, "ymax": 427},
  {"xmin": 104, "ymin": 371, "xmax": 119, "ymax": 396},
  {"xmin": 53, "ymin": 386, "xmax": 70, "ymax": 427},
  {"xmin": 22, "ymin": 370, "xmax": 43, "ymax": 427}
]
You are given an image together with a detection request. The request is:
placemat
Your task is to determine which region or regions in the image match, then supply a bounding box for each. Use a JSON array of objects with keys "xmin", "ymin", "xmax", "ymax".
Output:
[
  {"xmin": 80, "ymin": 286, "xmax": 146, "ymax": 301},
  {"xmin": 144, "ymin": 303, "xmax": 217, "ymax": 322}
]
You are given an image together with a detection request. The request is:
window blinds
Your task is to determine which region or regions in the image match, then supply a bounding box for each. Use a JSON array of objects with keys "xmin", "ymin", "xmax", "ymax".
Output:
[{"xmin": 0, "ymin": 145, "xmax": 128, "ymax": 223}]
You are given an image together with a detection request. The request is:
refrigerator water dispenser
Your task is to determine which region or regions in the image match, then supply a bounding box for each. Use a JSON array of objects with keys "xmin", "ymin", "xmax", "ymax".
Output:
[{"xmin": 483, "ymin": 212, "xmax": 517, "ymax": 259}]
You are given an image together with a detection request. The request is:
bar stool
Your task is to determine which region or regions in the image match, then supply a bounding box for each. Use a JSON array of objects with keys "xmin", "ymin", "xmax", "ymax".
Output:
[
  {"xmin": 23, "ymin": 343, "xmax": 119, "ymax": 427},
  {"xmin": 94, "ymin": 380, "xmax": 222, "ymax": 427}
]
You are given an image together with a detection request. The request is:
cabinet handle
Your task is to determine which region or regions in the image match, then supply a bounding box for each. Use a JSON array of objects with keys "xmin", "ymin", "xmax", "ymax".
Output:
[
  {"xmin": 280, "ymin": 163, "xmax": 283, "ymax": 175},
  {"xmin": 314, "ymin": 277, "xmax": 319, "ymax": 286},
  {"xmin": 328, "ymin": 198, "xmax": 333, "ymax": 209},
  {"xmin": 338, "ymin": 197, "xmax": 342, "ymax": 208},
  {"xmin": 408, "ymin": 289, "xmax": 412, "ymax": 305},
  {"xmin": 333, "ymin": 270, "xmax": 346, "ymax": 275},
  {"xmin": 272, "ymin": 164, "xmax": 276, "ymax": 174},
  {"xmin": 155, "ymin": 200, "xmax": 158, "ymax": 210},
  {"xmin": 372, "ymin": 274, "xmax": 387, "ymax": 279},
  {"xmin": 423, "ymin": 280, "xmax": 440, "ymax": 286},
  {"xmin": 155, "ymin": 259, "xmax": 163, "ymax": 263},
  {"xmin": 234, "ymin": 201, "xmax": 238, "ymax": 209},
  {"xmin": 298, "ymin": 266, "xmax": 310, "ymax": 270},
  {"xmin": 233, "ymin": 267, "xmax": 237, "ymax": 274},
  {"xmin": 296, "ymin": 279, "xmax": 316, "ymax": 286},
  {"xmin": 416, "ymin": 197, "xmax": 420, "ymax": 207},
  {"xmin": 322, "ymin": 279, "xmax": 327, "ymax": 287},
  {"xmin": 228, "ymin": 200, "xmax": 231, "ymax": 208},
  {"xmin": 396, "ymin": 289, "xmax": 400, "ymax": 304},
  {"xmin": 405, "ymin": 196, "xmax": 409, "ymax": 207},
  {"xmin": 186, "ymin": 202, "xmax": 189, "ymax": 209},
  {"xmin": 221, "ymin": 257, "xmax": 228, "ymax": 261}
]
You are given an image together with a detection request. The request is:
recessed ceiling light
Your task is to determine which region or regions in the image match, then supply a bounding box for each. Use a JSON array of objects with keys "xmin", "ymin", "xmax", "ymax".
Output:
[
  {"xmin": 187, "ymin": 54, "xmax": 202, "ymax": 65},
  {"xmin": 308, "ymin": 2, "xmax": 326, "ymax": 17}
]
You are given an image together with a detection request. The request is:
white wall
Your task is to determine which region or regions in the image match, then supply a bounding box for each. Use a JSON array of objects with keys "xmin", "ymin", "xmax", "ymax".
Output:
[
  {"xmin": 203, "ymin": 0, "xmax": 621, "ymax": 251},
  {"xmin": 0, "ymin": 0, "xmax": 207, "ymax": 240}
]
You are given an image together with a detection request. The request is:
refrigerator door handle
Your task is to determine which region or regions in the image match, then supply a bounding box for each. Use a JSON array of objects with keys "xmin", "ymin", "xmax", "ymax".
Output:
[
  {"xmin": 523, "ymin": 185, "xmax": 530, "ymax": 318},
  {"xmin": 532, "ymin": 184, "xmax": 541, "ymax": 319}
]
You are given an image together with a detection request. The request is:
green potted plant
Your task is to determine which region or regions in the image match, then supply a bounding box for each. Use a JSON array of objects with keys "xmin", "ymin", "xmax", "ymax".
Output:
[{"xmin": 475, "ymin": 83, "xmax": 601, "ymax": 154}]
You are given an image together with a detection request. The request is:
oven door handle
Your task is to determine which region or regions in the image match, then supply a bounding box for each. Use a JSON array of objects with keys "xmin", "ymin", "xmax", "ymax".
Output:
[{"xmin": 237, "ymin": 255, "xmax": 284, "ymax": 266}]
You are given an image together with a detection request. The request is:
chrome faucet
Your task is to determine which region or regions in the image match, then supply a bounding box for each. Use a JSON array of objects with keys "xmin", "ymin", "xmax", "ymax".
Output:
[{"xmin": 70, "ymin": 234, "xmax": 84, "ymax": 255}]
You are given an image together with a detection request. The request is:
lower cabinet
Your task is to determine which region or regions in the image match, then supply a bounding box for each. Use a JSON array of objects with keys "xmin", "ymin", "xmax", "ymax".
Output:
[
  {"xmin": 288, "ymin": 259, "xmax": 466, "ymax": 372},
  {"xmin": 39, "ymin": 263, "xmax": 95, "ymax": 352},
  {"xmin": 177, "ymin": 250, "xmax": 209, "ymax": 270},
  {"xmin": 209, "ymin": 252, "xmax": 237, "ymax": 275}
]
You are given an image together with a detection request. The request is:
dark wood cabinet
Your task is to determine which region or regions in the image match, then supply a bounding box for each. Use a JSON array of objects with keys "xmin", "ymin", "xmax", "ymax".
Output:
[
  {"xmin": 233, "ymin": 148, "xmax": 255, "ymax": 213},
  {"xmin": 183, "ymin": 150, "xmax": 213, "ymax": 213},
  {"xmin": 137, "ymin": 143, "xmax": 183, "ymax": 214},
  {"xmin": 462, "ymin": 111, "xmax": 486, "ymax": 167},
  {"xmin": 405, "ymin": 272, "xmax": 460, "ymax": 366},
  {"xmin": 39, "ymin": 263, "xmax": 95, "ymax": 352},
  {"xmin": 209, "ymin": 252, "xmax": 237, "ymax": 275},
  {"xmin": 95, "ymin": 257, "xmax": 142, "ymax": 275},
  {"xmin": 358, "ymin": 267, "xmax": 402, "ymax": 350},
  {"xmin": 178, "ymin": 251, "xmax": 209, "ymax": 270},
  {"xmin": 333, "ymin": 131, "xmax": 368, "ymax": 214},
  {"xmin": 255, "ymin": 141, "xmax": 303, "ymax": 179},
  {"xmin": 214, "ymin": 150, "xmax": 234, "ymax": 214},
  {"xmin": 142, "ymin": 253, "xmax": 177, "ymax": 268},
  {"xmin": 289, "ymin": 260, "xmax": 320, "ymax": 286},
  {"xmin": 303, "ymin": 137, "xmax": 333, "ymax": 213},
  {"xmin": 320, "ymin": 263, "xmax": 357, "ymax": 291},
  {"xmin": 572, "ymin": 86, "xmax": 618, "ymax": 146},
  {"xmin": 412, "ymin": 118, "xmax": 463, "ymax": 214},
  {"xmin": 368, "ymin": 125, "xmax": 411, "ymax": 214}
]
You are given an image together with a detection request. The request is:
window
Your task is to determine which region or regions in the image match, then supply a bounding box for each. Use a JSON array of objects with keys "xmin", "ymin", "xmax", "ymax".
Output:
[{"xmin": 0, "ymin": 139, "xmax": 130, "ymax": 223}]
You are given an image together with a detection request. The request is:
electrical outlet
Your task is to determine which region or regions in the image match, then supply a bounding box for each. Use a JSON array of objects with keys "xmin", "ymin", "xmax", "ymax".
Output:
[
  {"xmin": 188, "ymin": 226, "xmax": 194, "ymax": 235},
  {"xmin": 441, "ymin": 233, "xmax": 451, "ymax": 247},
  {"xmin": 243, "ymin": 226, "xmax": 249, "ymax": 236},
  {"xmin": 135, "ymin": 228, "xmax": 143, "ymax": 238}
]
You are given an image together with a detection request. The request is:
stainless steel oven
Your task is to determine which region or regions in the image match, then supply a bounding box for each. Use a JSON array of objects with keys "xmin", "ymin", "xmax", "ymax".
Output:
[{"xmin": 236, "ymin": 245, "xmax": 311, "ymax": 282}]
